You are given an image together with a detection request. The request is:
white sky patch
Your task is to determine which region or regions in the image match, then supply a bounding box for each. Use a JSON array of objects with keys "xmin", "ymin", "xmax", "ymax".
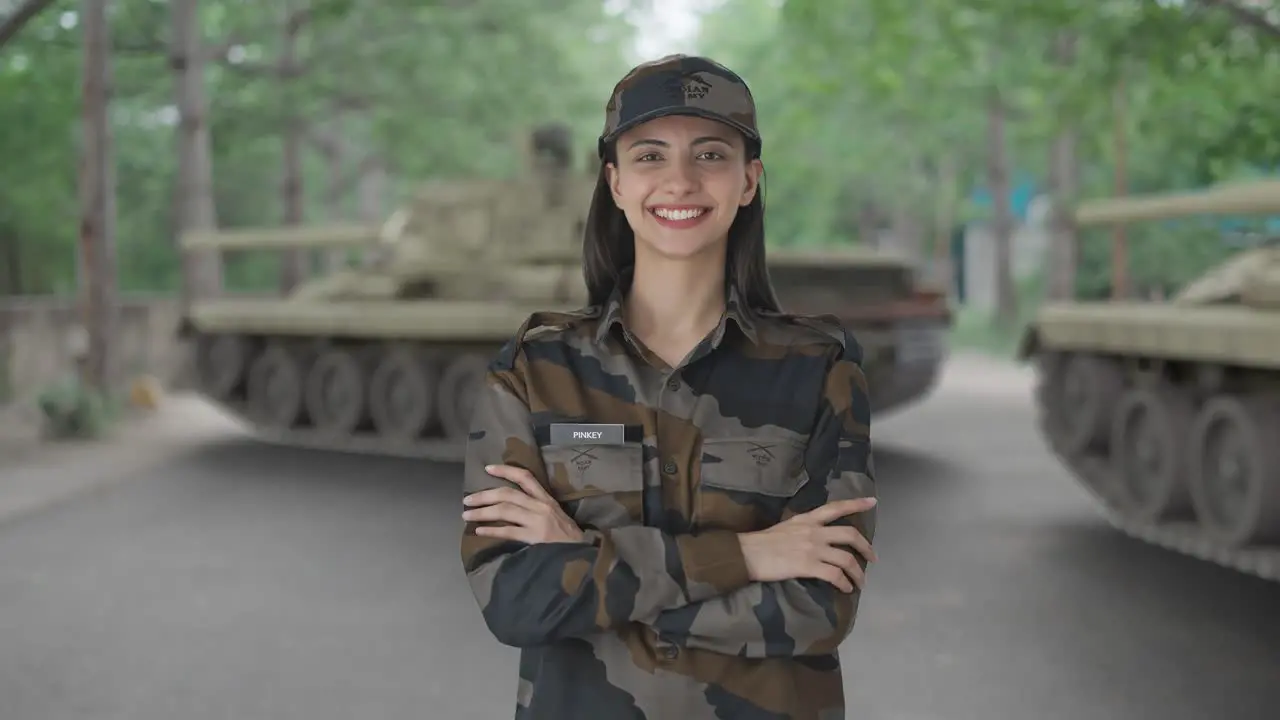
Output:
[{"xmin": 623, "ymin": 0, "xmax": 726, "ymax": 61}]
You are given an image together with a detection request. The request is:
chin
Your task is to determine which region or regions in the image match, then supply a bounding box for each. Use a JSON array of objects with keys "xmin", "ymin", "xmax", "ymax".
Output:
[{"xmin": 638, "ymin": 231, "xmax": 724, "ymax": 261}]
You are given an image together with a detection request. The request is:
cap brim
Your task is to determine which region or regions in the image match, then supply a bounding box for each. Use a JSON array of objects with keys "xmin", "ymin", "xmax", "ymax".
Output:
[{"xmin": 598, "ymin": 106, "xmax": 760, "ymax": 157}]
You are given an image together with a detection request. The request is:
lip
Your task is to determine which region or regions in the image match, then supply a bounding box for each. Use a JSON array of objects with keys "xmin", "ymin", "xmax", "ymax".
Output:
[{"xmin": 647, "ymin": 205, "xmax": 711, "ymax": 229}]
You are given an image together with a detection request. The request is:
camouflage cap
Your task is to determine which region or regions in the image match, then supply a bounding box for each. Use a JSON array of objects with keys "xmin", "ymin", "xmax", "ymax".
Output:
[{"xmin": 598, "ymin": 54, "xmax": 760, "ymax": 159}]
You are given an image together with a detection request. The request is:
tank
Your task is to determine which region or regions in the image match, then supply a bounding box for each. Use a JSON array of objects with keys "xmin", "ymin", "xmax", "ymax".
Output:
[
  {"xmin": 767, "ymin": 246, "xmax": 950, "ymax": 416},
  {"xmin": 1016, "ymin": 178, "xmax": 1280, "ymax": 582},
  {"xmin": 176, "ymin": 124, "xmax": 952, "ymax": 462}
]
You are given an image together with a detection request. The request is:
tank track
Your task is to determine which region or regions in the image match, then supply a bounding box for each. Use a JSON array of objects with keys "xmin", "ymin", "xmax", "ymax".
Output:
[
  {"xmin": 1061, "ymin": 454, "xmax": 1280, "ymax": 581},
  {"xmin": 187, "ymin": 331, "xmax": 497, "ymax": 466},
  {"xmin": 1032, "ymin": 353, "xmax": 1280, "ymax": 583}
]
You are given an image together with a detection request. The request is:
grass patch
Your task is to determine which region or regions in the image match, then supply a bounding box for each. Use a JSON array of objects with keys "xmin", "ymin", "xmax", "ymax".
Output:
[
  {"xmin": 36, "ymin": 377, "xmax": 126, "ymax": 440},
  {"xmin": 950, "ymin": 307, "xmax": 1025, "ymax": 358},
  {"xmin": 949, "ymin": 274, "xmax": 1046, "ymax": 360}
]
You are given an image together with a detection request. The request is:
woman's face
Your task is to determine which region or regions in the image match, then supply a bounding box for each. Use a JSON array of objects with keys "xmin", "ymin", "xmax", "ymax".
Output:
[{"xmin": 606, "ymin": 114, "xmax": 762, "ymax": 263}]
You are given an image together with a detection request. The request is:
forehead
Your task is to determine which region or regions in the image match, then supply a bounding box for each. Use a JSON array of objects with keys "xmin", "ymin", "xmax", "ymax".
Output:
[{"xmin": 617, "ymin": 114, "xmax": 742, "ymax": 146}]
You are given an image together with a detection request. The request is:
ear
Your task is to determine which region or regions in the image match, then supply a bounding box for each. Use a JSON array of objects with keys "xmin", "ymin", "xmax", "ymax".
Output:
[
  {"xmin": 739, "ymin": 158, "xmax": 763, "ymax": 207},
  {"xmin": 606, "ymin": 163, "xmax": 623, "ymax": 207}
]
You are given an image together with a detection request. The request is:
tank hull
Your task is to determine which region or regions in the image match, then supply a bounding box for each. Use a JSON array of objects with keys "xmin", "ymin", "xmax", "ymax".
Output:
[
  {"xmin": 1020, "ymin": 301, "xmax": 1280, "ymax": 582},
  {"xmin": 173, "ymin": 125, "xmax": 952, "ymax": 463},
  {"xmin": 180, "ymin": 289, "xmax": 951, "ymax": 462}
]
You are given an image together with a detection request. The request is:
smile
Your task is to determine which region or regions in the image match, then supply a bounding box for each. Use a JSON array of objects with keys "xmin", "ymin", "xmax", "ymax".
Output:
[{"xmin": 648, "ymin": 207, "xmax": 710, "ymax": 227}]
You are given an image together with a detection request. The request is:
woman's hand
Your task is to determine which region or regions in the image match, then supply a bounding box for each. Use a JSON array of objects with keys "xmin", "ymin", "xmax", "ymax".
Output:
[
  {"xmin": 738, "ymin": 498, "xmax": 878, "ymax": 593},
  {"xmin": 462, "ymin": 464, "xmax": 586, "ymax": 544}
]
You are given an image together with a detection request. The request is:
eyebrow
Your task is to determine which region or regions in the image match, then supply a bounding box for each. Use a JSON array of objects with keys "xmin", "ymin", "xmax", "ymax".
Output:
[{"xmin": 626, "ymin": 135, "xmax": 734, "ymax": 150}]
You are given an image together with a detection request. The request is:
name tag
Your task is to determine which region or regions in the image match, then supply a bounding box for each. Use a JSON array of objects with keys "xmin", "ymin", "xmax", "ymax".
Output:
[{"xmin": 551, "ymin": 423, "xmax": 625, "ymax": 445}]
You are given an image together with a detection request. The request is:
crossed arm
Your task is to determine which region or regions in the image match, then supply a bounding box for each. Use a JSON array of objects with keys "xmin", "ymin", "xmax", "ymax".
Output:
[{"xmin": 458, "ymin": 348, "xmax": 876, "ymax": 657}]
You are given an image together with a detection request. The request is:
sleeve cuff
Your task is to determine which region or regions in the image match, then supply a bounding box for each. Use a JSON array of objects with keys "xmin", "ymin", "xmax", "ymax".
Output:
[{"xmin": 676, "ymin": 529, "xmax": 751, "ymax": 603}]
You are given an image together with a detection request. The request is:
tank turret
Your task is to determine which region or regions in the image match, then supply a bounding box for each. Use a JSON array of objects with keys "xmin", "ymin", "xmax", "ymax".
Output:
[
  {"xmin": 1017, "ymin": 178, "xmax": 1280, "ymax": 582},
  {"xmin": 175, "ymin": 122, "xmax": 952, "ymax": 461}
]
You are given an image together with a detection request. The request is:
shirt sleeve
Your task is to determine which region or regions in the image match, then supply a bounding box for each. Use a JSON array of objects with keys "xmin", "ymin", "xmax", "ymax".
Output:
[
  {"xmin": 643, "ymin": 346, "xmax": 877, "ymax": 658},
  {"xmin": 459, "ymin": 340, "xmax": 753, "ymax": 649}
]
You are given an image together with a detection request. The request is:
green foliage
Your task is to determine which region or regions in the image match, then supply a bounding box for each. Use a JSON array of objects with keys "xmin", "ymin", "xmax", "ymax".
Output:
[
  {"xmin": 949, "ymin": 273, "xmax": 1045, "ymax": 358},
  {"xmin": 695, "ymin": 0, "xmax": 1280, "ymax": 288},
  {"xmin": 36, "ymin": 376, "xmax": 118, "ymax": 440},
  {"xmin": 1, "ymin": 0, "xmax": 640, "ymax": 295},
  {"xmin": 5, "ymin": 0, "xmax": 1279, "ymax": 304}
]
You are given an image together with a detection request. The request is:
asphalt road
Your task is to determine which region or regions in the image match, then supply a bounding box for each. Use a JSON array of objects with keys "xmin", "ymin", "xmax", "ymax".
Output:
[{"xmin": 1, "ymin": 354, "xmax": 1277, "ymax": 720}]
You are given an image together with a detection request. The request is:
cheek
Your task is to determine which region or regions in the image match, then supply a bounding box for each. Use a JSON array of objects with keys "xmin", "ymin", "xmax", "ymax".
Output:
[
  {"xmin": 614, "ymin": 176, "xmax": 653, "ymax": 219},
  {"xmin": 710, "ymin": 173, "xmax": 749, "ymax": 209},
  {"xmin": 612, "ymin": 174, "xmax": 641, "ymax": 206}
]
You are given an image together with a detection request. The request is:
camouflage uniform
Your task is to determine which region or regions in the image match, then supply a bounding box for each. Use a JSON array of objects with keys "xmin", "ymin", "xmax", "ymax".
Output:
[{"xmin": 459, "ymin": 55, "xmax": 876, "ymax": 719}]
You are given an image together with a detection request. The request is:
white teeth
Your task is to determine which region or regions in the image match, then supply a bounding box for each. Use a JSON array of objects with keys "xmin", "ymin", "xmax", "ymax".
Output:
[{"xmin": 653, "ymin": 208, "xmax": 705, "ymax": 221}]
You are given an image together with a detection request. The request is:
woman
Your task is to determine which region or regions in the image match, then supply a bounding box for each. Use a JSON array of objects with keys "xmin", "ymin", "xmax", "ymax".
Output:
[{"xmin": 459, "ymin": 54, "xmax": 878, "ymax": 720}]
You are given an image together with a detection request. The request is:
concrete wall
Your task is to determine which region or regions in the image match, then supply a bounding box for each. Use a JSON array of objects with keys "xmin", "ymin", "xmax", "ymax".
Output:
[
  {"xmin": 958, "ymin": 195, "xmax": 1052, "ymax": 312},
  {"xmin": 0, "ymin": 295, "xmax": 184, "ymax": 405}
]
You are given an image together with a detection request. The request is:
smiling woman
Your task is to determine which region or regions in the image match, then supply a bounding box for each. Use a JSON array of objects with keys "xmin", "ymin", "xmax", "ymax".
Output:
[{"xmin": 458, "ymin": 54, "xmax": 879, "ymax": 720}]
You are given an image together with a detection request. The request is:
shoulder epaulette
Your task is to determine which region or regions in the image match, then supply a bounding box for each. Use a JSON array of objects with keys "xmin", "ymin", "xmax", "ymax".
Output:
[
  {"xmin": 490, "ymin": 305, "xmax": 601, "ymax": 371},
  {"xmin": 777, "ymin": 312, "xmax": 864, "ymax": 365}
]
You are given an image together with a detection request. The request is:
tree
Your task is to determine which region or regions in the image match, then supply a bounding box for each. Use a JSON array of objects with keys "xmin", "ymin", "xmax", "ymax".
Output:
[
  {"xmin": 707, "ymin": 0, "xmax": 1280, "ymax": 321},
  {"xmin": 0, "ymin": 0, "xmax": 640, "ymax": 298},
  {"xmin": 0, "ymin": 0, "xmax": 58, "ymax": 50},
  {"xmin": 78, "ymin": 0, "xmax": 120, "ymax": 393}
]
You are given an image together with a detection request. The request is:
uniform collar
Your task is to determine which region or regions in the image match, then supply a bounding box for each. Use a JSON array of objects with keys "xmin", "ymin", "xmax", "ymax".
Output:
[{"xmin": 593, "ymin": 275, "xmax": 759, "ymax": 348}]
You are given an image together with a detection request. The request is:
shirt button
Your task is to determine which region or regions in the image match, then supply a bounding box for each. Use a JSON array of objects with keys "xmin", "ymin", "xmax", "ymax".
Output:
[
  {"xmin": 661, "ymin": 646, "xmax": 679, "ymax": 660},
  {"xmin": 667, "ymin": 377, "xmax": 680, "ymax": 391},
  {"xmin": 662, "ymin": 460, "xmax": 678, "ymax": 475}
]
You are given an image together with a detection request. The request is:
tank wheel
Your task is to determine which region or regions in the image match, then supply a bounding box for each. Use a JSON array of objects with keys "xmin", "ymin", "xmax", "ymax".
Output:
[
  {"xmin": 1042, "ymin": 353, "xmax": 1124, "ymax": 456},
  {"xmin": 368, "ymin": 346, "xmax": 440, "ymax": 441},
  {"xmin": 1108, "ymin": 387, "xmax": 1194, "ymax": 521},
  {"xmin": 437, "ymin": 354, "xmax": 489, "ymax": 442},
  {"xmin": 304, "ymin": 347, "xmax": 369, "ymax": 436},
  {"xmin": 196, "ymin": 333, "xmax": 249, "ymax": 399},
  {"xmin": 1187, "ymin": 395, "xmax": 1280, "ymax": 547},
  {"xmin": 246, "ymin": 344, "xmax": 309, "ymax": 430}
]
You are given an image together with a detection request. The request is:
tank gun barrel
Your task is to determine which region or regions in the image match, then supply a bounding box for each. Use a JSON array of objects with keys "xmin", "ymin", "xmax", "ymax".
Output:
[
  {"xmin": 181, "ymin": 223, "xmax": 383, "ymax": 252},
  {"xmin": 1074, "ymin": 179, "xmax": 1280, "ymax": 227}
]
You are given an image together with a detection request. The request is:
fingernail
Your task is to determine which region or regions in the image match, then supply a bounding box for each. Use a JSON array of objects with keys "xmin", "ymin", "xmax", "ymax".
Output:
[
  {"xmin": 484, "ymin": 465, "xmax": 496, "ymax": 472},
  {"xmin": 462, "ymin": 495, "xmax": 474, "ymax": 505},
  {"xmin": 866, "ymin": 498, "xmax": 877, "ymax": 506},
  {"xmin": 461, "ymin": 510, "xmax": 473, "ymax": 520}
]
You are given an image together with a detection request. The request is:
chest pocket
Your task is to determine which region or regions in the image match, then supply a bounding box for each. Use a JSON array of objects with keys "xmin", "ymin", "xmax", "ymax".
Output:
[
  {"xmin": 696, "ymin": 436, "xmax": 808, "ymax": 533},
  {"xmin": 539, "ymin": 439, "xmax": 645, "ymax": 530}
]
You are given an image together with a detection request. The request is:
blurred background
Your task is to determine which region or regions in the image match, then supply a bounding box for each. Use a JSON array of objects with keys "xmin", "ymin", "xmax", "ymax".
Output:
[{"xmin": 1, "ymin": 1, "xmax": 1278, "ymax": 719}]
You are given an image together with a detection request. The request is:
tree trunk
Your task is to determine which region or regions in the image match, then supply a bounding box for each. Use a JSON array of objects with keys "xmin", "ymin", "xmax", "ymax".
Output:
[
  {"xmin": 319, "ymin": 124, "xmax": 348, "ymax": 273},
  {"xmin": 0, "ymin": 0, "xmax": 58, "ymax": 50},
  {"xmin": 358, "ymin": 159, "xmax": 387, "ymax": 268},
  {"xmin": 889, "ymin": 204, "xmax": 923, "ymax": 263},
  {"xmin": 1046, "ymin": 30, "xmax": 1080, "ymax": 301},
  {"xmin": 1111, "ymin": 73, "xmax": 1129, "ymax": 300},
  {"xmin": 278, "ymin": 0, "xmax": 308, "ymax": 294},
  {"xmin": 932, "ymin": 153, "xmax": 957, "ymax": 294},
  {"xmin": 78, "ymin": 0, "xmax": 120, "ymax": 393},
  {"xmin": 171, "ymin": 0, "xmax": 222, "ymax": 310},
  {"xmin": 358, "ymin": 161, "xmax": 387, "ymax": 223},
  {"xmin": 857, "ymin": 198, "xmax": 881, "ymax": 248},
  {"xmin": 985, "ymin": 85, "xmax": 1017, "ymax": 329},
  {"xmin": 1047, "ymin": 124, "xmax": 1080, "ymax": 301},
  {"xmin": 0, "ymin": 232, "xmax": 21, "ymax": 295}
]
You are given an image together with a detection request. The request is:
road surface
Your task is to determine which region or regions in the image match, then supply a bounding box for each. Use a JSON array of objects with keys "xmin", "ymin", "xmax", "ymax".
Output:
[{"xmin": 1, "ymin": 353, "xmax": 1276, "ymax": 720}]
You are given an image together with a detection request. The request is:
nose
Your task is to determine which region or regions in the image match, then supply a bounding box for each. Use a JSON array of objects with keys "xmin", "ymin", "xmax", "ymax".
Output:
[{"xmin": 660, "ymin": 155, "xmax": 700, "ymax": 195}]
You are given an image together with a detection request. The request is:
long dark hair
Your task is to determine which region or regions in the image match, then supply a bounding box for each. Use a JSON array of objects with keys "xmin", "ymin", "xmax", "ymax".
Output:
[{"xmin": 582, "ymin": 138, "xmax": 782, "ymax": 313}]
